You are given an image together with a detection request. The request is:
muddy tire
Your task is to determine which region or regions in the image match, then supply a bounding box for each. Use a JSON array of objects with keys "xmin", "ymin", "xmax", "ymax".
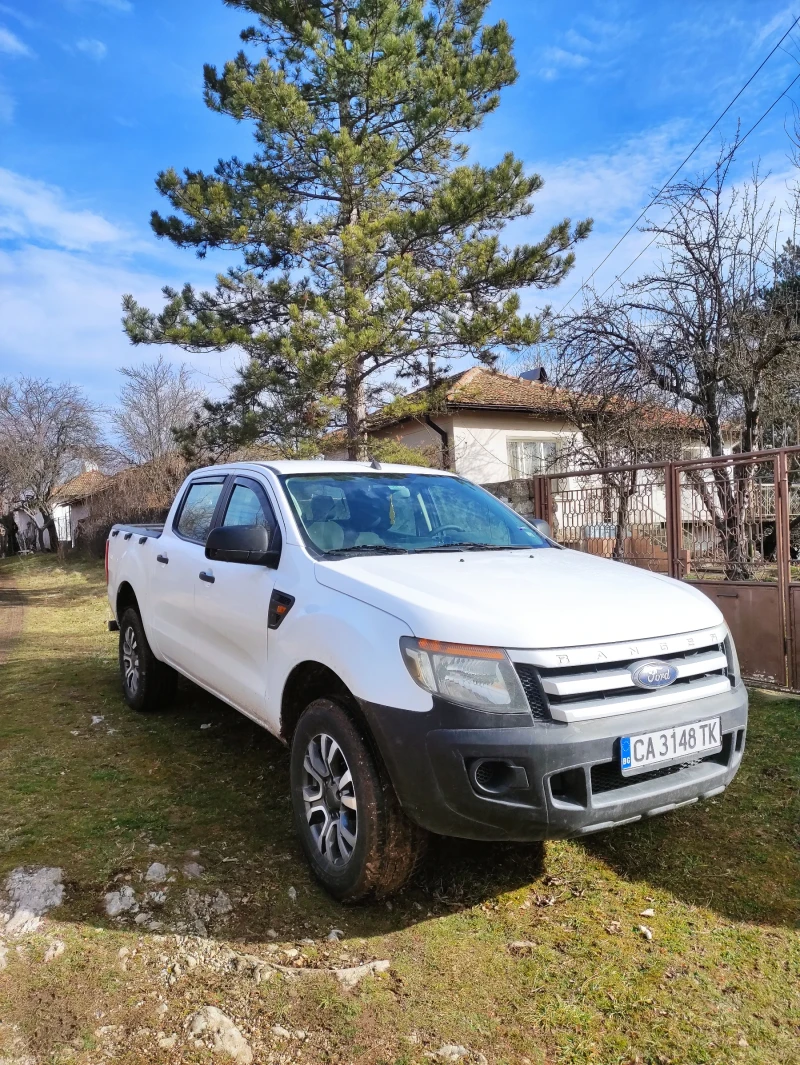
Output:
[
  {"xmin": 118, "ymin": 607, "xmax": 177, "ymax": 713},
  {"xmin": 290, "ymin": 698, "xmax": 427, "ymax": 902}
]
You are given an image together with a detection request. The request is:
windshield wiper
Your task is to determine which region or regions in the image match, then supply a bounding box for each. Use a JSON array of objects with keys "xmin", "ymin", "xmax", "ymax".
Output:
[
  {"xmin": 324, "ymin": 544, "xmax": 410, "ymax": 558},
  {"xmin": 415, "ymin": 542, "xmax": 531, "ymax": 553}
]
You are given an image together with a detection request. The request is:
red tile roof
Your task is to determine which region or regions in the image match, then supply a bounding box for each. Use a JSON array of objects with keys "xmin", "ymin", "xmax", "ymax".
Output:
[
  {"xmin": 53, "ymin": 469, "xmax": 112, "ymax": 503},
  {"xmin": 373, "ymin": 368, "xmax": 697, "ymax": 431}
]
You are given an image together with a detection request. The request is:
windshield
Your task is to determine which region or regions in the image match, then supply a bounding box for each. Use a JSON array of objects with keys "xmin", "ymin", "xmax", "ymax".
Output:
[{"xmin": 281, "ymin": 471, "xmax": 552, "ymax": 557}]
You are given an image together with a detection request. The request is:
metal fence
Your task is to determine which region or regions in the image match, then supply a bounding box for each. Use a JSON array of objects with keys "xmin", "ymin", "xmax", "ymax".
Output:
[{"xmin": 531, "ymin": 447, "xmax": 800, "ymax": 691}]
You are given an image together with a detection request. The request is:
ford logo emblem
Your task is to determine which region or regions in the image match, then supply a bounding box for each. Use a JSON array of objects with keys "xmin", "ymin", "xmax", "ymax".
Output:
[{"xmin": 629, "ymin": 659, "xmax": 678, "ymax": 690}]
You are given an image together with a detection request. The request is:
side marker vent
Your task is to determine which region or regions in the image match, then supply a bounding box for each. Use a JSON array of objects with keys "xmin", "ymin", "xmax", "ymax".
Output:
[{"xmin": 268, "ymin": 590, "xmax": 295, "ymax": 630}]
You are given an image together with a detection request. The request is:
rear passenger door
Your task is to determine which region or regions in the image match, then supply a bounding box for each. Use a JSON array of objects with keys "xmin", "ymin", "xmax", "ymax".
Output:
[
  {"xmin": 191, "ymin": 476, "xmax": 279, "ymax": 719},
  {"xmin": 149, "ymin": 476, "xmax": 227, "ymax": 676}
]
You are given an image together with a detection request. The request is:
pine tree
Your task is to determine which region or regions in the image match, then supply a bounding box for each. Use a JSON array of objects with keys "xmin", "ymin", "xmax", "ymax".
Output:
[{"xmin": 123, "ymin": 0, "xmax": 591, "ymax": 459}]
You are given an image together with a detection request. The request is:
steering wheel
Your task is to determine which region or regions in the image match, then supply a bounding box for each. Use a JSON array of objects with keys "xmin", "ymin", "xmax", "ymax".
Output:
[{"xmin": 431, "ymin": 523, "xmax": 466, "ymax": 542}]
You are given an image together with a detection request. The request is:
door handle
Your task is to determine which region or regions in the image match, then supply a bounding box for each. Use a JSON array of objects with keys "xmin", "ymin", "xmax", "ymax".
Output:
[
  {"xmin": 156, "ymin": 554, "xmax": 169, "ymax": 565},
  {"xmin": 199, "ymin": 571, "xmax": 215, "ymax": 584}
]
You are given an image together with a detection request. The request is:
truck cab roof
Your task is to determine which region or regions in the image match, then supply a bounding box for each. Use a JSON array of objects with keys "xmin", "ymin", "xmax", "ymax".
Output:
[{"xmin": 202, "ymin": 459, "xmax": 458, "ymax": 478}]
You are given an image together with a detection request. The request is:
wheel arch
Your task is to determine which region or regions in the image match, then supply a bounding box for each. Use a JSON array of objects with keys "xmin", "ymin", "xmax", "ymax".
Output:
[
  {"xmin": 280, "ymin": 661, "xmax": 371, "ymax": 744},
  {"xmin": 116, "ymin": 581, "xmax": 140, "ymax": 621}
]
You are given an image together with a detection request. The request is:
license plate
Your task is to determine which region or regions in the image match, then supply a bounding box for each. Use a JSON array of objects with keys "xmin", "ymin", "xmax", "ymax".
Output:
[{"xmin": 620, "ymin": 717, "xmax": 722, "ymax": 775}]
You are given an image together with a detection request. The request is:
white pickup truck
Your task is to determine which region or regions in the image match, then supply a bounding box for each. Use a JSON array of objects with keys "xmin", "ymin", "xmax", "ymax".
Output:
[{"xmin": 106, "ymin": 460, "xmax": 747, "ymax": 901}]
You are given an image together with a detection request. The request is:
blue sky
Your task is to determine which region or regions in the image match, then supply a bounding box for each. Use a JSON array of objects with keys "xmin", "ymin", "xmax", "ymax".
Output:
[{"xmin": 2, "ymin": 0, "xmax": 800, "ymax": 407}]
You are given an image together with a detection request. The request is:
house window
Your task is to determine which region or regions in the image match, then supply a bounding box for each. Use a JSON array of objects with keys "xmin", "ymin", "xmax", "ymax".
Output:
[{"xmin": 507, "ymin": 439, "xmax": 558, "ymax": 478}]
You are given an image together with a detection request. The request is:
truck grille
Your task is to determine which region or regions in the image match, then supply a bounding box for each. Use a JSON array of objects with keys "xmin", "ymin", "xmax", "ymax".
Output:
[
  {"xmin": 511, "ymin": 626, "xmax": 731, "ymax": 724},
  {"xmin": 590, "ymin": 731, "xmax": 733, "ymax": 794},
  {"xmin": 513, "ymin": 665, "xmax": 553, "ymax": 723}
]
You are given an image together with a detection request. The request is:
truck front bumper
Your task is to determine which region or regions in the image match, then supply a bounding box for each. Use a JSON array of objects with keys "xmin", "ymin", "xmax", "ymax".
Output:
[{"xmin": 360, "ymin": 682, "xmax": 748, "ymax": 841}]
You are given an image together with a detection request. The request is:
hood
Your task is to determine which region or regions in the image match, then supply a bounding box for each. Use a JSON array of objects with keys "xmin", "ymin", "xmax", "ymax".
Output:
[{"xmin": 315, "ymin": 547, "xmax": 723, "ymax": 649}]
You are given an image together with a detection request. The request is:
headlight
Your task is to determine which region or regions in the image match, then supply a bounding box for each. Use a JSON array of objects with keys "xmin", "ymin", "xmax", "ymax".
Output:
[
  {"xmin": 400, "ymin": 637, "xmax": 530, "ymax": 713},
  {"xmin": 723, "ymin": 629, "xmax": 740, "ymax": 683}
]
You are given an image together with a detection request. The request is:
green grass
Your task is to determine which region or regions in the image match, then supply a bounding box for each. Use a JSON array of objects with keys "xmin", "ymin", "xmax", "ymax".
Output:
[{"xmin": 0, "ymin": 553, "xmax": 798, "ymax": 1065}]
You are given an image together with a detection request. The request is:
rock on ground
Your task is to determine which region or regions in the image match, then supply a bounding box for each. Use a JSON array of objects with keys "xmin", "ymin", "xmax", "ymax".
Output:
[
  {"xmin": 435, "ymin": 1046, "xmax": 469, "ymax": 1062},
  {"xmin": 43, "ymin": 939, "xmax": 65, "ymax": 963},
  {"xmin": 430, "ymin": 1048, "xmax": 488, "ymax": 1065},
  {"xmin": 0, "ymin": 867, "xmax": 64, "ymax": 936},
  {"xmin": 104, "ymin": 885, "xmax": 137, "ymax": 918},
  {"xmin": 335, "ymin": 959, "xmax": 390, "ymax": 990},
  {"xmin": 180, "ymin": 889, "xmax": 233, "ymax": 935},
  {"xmin": 508, "ymin": 940, "xmax": 536, "ymax": 956},
  {"xmin": 187, "ymin": 1006, "xmax": 253, "ymax": 1064},
  {"xmin": 145, "ymin": 862, "xmax": 168, "ymax": 883}
]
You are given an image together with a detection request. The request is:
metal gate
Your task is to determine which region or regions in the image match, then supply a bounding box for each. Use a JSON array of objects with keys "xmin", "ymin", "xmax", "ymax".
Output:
[{"xmin": 531, "ymin": 447, "xmax": 800, "ymax": 691}]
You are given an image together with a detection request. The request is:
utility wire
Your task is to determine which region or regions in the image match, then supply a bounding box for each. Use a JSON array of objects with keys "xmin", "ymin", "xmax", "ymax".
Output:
[
  {"xmin": 592, "ymin": 65, "xmax": 800, "ymax": 302},
  {"xmin": 557, "ymin": 15, "xmax": 800, "ymax": 315}
]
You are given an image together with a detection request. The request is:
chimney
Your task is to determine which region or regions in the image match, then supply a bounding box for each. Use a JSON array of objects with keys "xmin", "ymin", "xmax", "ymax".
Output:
[{"xmin": 519, "ymin": 368, "xmax": 548, "ymax": 383}]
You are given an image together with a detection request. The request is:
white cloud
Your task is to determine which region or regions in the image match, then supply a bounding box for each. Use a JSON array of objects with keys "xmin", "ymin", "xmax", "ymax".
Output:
[
  {"xmin": 0, "ymin": 25, "xmax": 31, "ymax": 55},
  {"xmin": 535, "ymin": 15, "xmax": 640, "ymax": 81},
  {"xmin": 0, "ymin": 168, "xmax": 235, "ymax": 404},
  {"xmin": 753, "ymin": 5, "xmax": 796, "ymax": 48},
  {"xmin": 0, "ymin": 168, "xmax": 123, "ymax": 250},
  {"xmin": 0, "ymin": 245, "xmax": 231, "ymax": 403},
  {"xmin": 515, "ymin": 125, "xmax": 800, "ymax": 315},
  {"xmin": 539, "ymin": 47, "xmax": 589, "ymax": 81},
  {"xmin": 76, "ymin": 38, "xmax": 107, "ymax": 60},
  {"xmin": 529, "ymin": 124, "xmax": 692, "ymax": 232},
  {"xmin": 0, "ymin": 5, "xmax": 38, "ymax": 29}
]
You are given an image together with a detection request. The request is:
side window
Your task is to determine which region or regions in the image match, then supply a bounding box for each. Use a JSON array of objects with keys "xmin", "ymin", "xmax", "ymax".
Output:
[
  {"xmin": 222, "ymin": 483, "xmax": 275, "ymax": 531},
  {"xmin": 175, "ymin": 481, "xmax": 225, "ymax": 543}
]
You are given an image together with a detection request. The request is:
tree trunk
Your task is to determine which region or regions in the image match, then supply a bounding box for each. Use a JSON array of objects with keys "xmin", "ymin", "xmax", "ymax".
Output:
[
  {"xmin": 0, "ymin": 513, "xmax": 19, "ymax": 557},
  {"xmin": 741, "ymin": 382, "xmax": 759, "ymax": 454},
  {"xmin": 696, "ymin": 380, "xmax": 753, "ymax": 577},
  {"xmin": 612, "ymin": 469, "xmax": 637, "ymax": 562},
  {"xmin": 334, "ymin": 1, "xmax": 367, "ymax": 462},
  {"xmin": 40, "ymin": 508, "xmax": 58, "ymax": 553},
  {"xmin": 345, "ymin": 369, "xmax": 368, "ymax": 461}
]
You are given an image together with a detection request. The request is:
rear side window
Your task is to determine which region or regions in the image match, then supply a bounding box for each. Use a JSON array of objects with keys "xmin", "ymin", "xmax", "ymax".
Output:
[
  {"xmin": 222, "ymin": 483, "xmax": 275, "ymax": 532},
  {"xmin": 176, "ymin": 481, "xmax": 224, "ymax": 542}
]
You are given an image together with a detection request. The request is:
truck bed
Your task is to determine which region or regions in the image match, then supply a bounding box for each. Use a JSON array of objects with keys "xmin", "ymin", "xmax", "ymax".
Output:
[{"xmin": 109, "ymin": 523, "xmax": 164, "ymax": 541}]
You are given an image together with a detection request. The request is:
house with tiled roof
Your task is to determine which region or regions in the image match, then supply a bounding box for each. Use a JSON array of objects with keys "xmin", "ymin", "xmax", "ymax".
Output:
[
  {"xmin": 346, "ymin": 366, "xmax": 698, "ymax": 484},
  {"xmin": 326, "ymin": 366, "xmax": 573, "ymax": 483},
  {"xmin": 51, "ymin": 467, "xmax": 112, "ymax": 546}
]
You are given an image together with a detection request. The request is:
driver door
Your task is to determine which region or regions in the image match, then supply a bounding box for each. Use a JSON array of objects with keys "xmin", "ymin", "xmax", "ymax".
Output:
[{"xmin": 192, "ymin": 475, "xmax": 279, "ymax": 719}]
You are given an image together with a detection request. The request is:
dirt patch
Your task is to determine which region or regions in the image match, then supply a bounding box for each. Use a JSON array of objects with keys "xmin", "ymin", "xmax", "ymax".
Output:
[{"xmin": 0, "ymin": 567, "xmax": 24, "ymax": 665}]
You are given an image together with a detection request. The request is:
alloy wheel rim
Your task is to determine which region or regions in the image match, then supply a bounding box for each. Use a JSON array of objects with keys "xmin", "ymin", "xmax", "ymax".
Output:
[
  {"xmin": 301, "ymin": 733, "xmax": 358, "ymax": 868},
  {"xmin": 122, "ymin": 625, "xmax": 140, "ymax": 696}
]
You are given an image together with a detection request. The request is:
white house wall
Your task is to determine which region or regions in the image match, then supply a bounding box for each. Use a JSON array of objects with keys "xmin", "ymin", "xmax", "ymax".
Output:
[
  {"xmin": 12, "ymin": 510, "xmax": 54, "ymax": 551},
  {"xmin": 328, "ymin": 417, "xmax": 452, "ymax": 463},
  {"xmin": 53, "ymin": 501, "xmax": 91, "ymax": 545},
  {"xmin": 377, "ymin": 418, "xmax": 451, "ymax": 456},
  {"xmin": 448, "ymin": 411, "xmax": 574, "ymax": 484}
]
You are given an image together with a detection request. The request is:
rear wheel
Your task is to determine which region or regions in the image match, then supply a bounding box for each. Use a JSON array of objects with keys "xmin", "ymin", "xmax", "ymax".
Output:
[
  {"xmin": 118, "ymin": 607, "xmax": 176, "ymax": 713},
  {"xmin": 290, "ymin": 698, "xmax": 427, "ymax": 902}
]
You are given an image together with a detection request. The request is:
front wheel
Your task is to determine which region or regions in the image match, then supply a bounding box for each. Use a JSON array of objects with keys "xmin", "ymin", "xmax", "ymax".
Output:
[
  {"xmin": 290, "ymin": 698, "xmax": 427, "ymax": 902},
  {"xmin": 118, "ymin": 607, "xmax": 176, "ymax": 713}
]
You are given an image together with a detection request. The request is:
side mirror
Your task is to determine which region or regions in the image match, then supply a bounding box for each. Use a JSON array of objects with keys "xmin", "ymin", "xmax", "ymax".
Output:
[
  {"xmin": 531, "ymin": 518, "xmax": 552, "ymax": 539},
  {"xmin": 205, "ymin": 524, "xmax": 281, "ymax": 568}
]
